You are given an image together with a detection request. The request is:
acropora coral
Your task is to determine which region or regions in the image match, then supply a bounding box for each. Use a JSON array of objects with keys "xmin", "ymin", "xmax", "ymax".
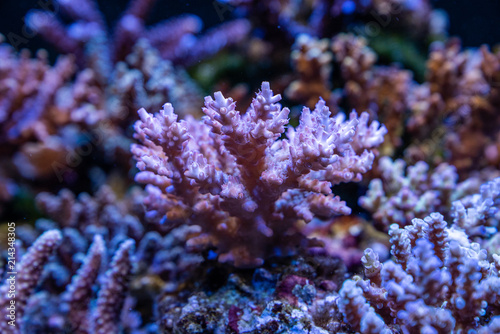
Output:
[
  {"xmin": 2, "ymin": 0, "xmax": 500, "ymax": 333},
  {"xmin": 339, "ymin": 211, "xmax": 500, "ymax": 332},
  {"xmin": 131, "ymin": 81, "xmax": 386, "ymax": 266}
]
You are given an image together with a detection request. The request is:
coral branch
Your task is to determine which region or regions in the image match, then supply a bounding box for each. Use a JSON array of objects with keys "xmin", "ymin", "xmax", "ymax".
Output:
[{"xmin": 132, "ymin": 82, "xmax": 385, "ymax": 266}]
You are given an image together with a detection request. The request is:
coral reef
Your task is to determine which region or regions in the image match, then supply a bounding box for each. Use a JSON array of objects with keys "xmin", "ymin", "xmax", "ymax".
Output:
[
  {"xmin": 0, "ymin": 185, "xmax": 202, "ymax": 333},
  {"xmin": 131, "ymin": 81, "xmax": 386, "ymax": 266},
  {"xmin": 339, "ymin": 212, "xmax": 500, "ymax": 332},
  {"xmin": 158, "ymin": 254, "xmax": 346, "ymax": 333},
  {"xmin": 359, "ymin": 157, "xmax": 484, "ymax": 230},
  {"xmin": 26, "ymin": 0, "xmax": 250, "ymax": 67},
  {"xmin": 1, "ymin": 0, "xmax": 249, "ymax": 191},
  {"xmin": 406, "ymin": 39, "xmax": 500, "ymax": 176},
  {"xmin": 2, "ymin": 0, "xmax": 500, "ymax": 332}
]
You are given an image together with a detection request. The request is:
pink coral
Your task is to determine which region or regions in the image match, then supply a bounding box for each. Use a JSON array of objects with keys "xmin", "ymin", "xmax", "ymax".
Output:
[{"xmin": 132, "ymin": 81, "xmax": 386, "ymax": 267}]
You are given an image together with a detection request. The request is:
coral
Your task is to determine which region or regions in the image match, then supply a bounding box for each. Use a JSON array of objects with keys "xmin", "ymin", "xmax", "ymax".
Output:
[
  {"xmin": 0, "ymin": 34, "xmax": 204, "ymax": 184},
  {"xmin": 63, "ymin": 235, "xmax": 105, "ymax": 333},
  {"xmin": 1, "ymin": 0, "xmax": 249, "ymax": 188},
  {"xmin": 26, "ymin": 0, "xmax": 250, "ymax": 68},
  {"xmin": 268, "ymin": 33, "xmax": 413, "ymax": 157},
  {"xmin": 303, "ymin": 215, "xmax": 390, "ymax": 268},
  {"xmin": 3, "ymin": 1, "xmax": 500, "ymax": 333},
  {"xmin": 0, "ymin": 184, "xmax": 203, "ymax": 333},
  {"xmin": 339, "ymin": 212, "xmax": 500, "ymax": 332},
  {"xmin": 0, "ymin": 42, "xmax": 79, "ymax": 180},
  {"xmin": 91, "ymin": 239, "xmax": 135, "ymax": 334},
  {"xmin": 331, "ymin": 33, "xmax": 412, "ymax": 154},
  {"xmin": 0, "ymin": 230, "xmax": 62, "ymax": 334},
  {"xmin": 286, "ymin": 34, "xmax": 335, "ymax": 108},
  {"xmin": 337, "ymin": 280, "xmax": 391, "ymax": 333},
  {"xmin": 405, "ymin": 39, "xmax": 500, "ymax": 176},
  {"xmin": 359, "ymin": 156, "xmax": 487, "ymax": 230},
  {"xmin": 451, "ymin": 177, "xmax": 500, "ymax": 240},
  {"xmin": 35, "ymin": 185, "xmax": 146, "ymax": 251},
  {"xmin": 132, "ymin": 81, "xmax": 386, "ymax": 266}
]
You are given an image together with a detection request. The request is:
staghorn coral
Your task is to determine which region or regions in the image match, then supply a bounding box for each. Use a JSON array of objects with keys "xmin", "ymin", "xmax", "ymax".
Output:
[
  {"xmin": 339, "ymin": 212, "xmax": 500, "ymax": 332},
  {"xmin": 451, "ymin": 177, "xmax": 500, "ymax": 255},
  {"xmin": 0, "ymin": 233, "xmax": 137, "ymax": 334},
  {"xmin": 63, "ymin": 235, "xmax": 105, "ymax": 334},
  {"xmin": 91, "ymin": 239, "xmax": 135, "ymax": 334},
  {"xmin": 132, "ymin": 81, "xmax": 386, "ymax": 267}
]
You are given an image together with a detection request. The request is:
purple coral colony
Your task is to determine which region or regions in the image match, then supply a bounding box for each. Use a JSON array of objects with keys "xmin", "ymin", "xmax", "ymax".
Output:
[{"xmin": 1, "ymin": 0, "xmax": 500, "ymax": 332}]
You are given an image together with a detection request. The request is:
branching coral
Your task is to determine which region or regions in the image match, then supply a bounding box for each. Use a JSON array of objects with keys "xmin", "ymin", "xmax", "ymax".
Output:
[
  {"xmin": 35, "ymin": 185, "xmax": 146, "ymax": 251},
  {"xmin": 339, "ymin": 212, "xmax": 500, "ymax": 332},
  {"xmin": 331, "ymin": 33, "xmax": 413, "ymax": 154},
  {"xmin": 0, "ymin": 34, "xmax": 204, "ymax": 183},
  {"xmin": 1, "ymin": 0, "xmax": 249, "ymax": 187},
  {"xmin": 63, "ymin": 234, "xmax": 105, "ymax": 333},
  {"xmin": 359, "ymin": 156, "xmax": 469, "ymax": 230},
  {"xmin": 451, "ymin": 177, "xmax": 500, "ymax": 242},
  {"xmin": 0, "ymin": 233, "xmax": 136, "ymax": 334},
  {"xmin": 26, "ymin": 0, "xmax": 250, "ymax": 68},
  {"xmin": 405, "ymin": 40, "xmax": 500, "ymax": 176},
  {"xmin": 0, "ymin": 41, "xmax": 79, "ymax": 179},
  {"xmin": 132, "ymin": 81, "xmax": 386, "ymax": 266},
  {"xmin": 3, "ymin": 1, "xmax": 500, "ymax": 333},
  {"xmin": 0, "ymin": 184, "xmax": 202, "ymax": 333},
  {"xmin": 0, "ymin": 230, "xmax": 62, "ymax": 334},
  {"xmin": 274, "ymin": 33, "xmax": 413, "ymax": 156},
  {"xmin": 91, "ymin": 239, "xmax": 135, "ymax": 334},
  {"xmin": 286, "ymin": 34, "xmax": 335, "ymax": 108}
]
